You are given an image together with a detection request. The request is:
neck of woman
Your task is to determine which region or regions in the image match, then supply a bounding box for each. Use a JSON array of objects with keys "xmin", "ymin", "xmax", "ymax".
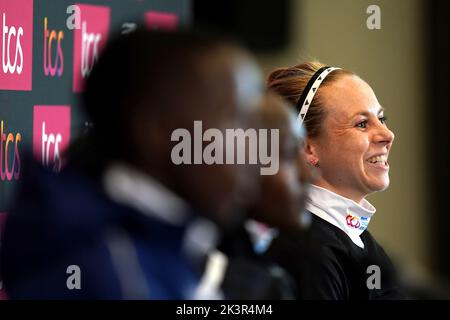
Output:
[{"xmin": 312, "ymin": 179, "xmax": 366, "ymax": 204}]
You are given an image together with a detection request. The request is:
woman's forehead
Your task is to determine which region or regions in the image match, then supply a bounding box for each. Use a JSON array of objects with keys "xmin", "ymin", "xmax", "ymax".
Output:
[{"xmin": 321, "ymin": 76, "xmax": 381, "ymax": 118}]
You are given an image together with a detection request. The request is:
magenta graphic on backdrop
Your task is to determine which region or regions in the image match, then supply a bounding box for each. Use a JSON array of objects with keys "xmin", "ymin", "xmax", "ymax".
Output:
[
  {"xmin": 145, "ymin": 11, "xmax": 178, "ymax": 30},
  {"xmin": 0, "ymin": 0, "xmax": 33, "ymax": 90},
  {"xmin": 72, "ymin": 4, "xmax": 110, "ymax": 92},
  {"xmin": 33, "ymin": 106, "xmax": 71, "ymax": 172}
]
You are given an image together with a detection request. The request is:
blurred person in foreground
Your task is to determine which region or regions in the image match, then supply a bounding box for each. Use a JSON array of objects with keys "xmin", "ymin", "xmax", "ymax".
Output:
[
  {"xmin": 216, "ymin": 93, "xmax": 314, "ymax": 299},
  {"xmin": 265, "ymin": 61, "xmax": 405, "ymax": 300},
  {"xmin": 0, "ymin": 29, "xmax": 266, "ymax": 299}
]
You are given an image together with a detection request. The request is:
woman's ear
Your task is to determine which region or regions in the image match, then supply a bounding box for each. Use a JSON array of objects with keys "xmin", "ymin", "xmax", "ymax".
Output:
[{"xmin": 304, "ymin": 137, "xmax": 320, "ymax": 167}]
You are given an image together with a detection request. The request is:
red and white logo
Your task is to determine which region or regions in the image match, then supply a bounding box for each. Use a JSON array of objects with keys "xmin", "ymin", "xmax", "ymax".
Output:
[
  {"xmin": 0, "ymin": 0, "xmax": 33, "ymax": 90},
  {"xmin": 33, "ymin": 106, "xmax": 71, "ymax": 172},
  {"xmin": 72, "ymin": 4, "xmax": 110, "ymax": 92},
  {"xmin": 145, "ymin": 11, "xmax": 178, "ymax": 31}
]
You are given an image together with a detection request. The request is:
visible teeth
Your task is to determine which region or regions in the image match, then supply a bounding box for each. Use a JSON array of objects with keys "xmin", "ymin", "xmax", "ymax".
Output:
[{"xmin": 368, "ymin": 155, "xmax": 387, "ymax": 164}]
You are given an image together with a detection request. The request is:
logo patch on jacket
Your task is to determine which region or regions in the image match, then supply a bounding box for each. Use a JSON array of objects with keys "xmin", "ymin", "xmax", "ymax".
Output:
[{"xmin": 346, "ymin": 212, "xmax": 370, "ymax": 231}]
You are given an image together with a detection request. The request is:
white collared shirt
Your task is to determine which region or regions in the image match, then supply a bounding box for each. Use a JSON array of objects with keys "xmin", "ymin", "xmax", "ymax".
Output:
[
  {"xmin": 102, "ymin": 162, "xmax": 221, "ymax": 257},
  {"xmin": 305, "ymin": 184, "xmax": 376, "ymax": 248},
  {"xmin": 103, "ymin": 162, "xmax": 189, "ymax": 226}
]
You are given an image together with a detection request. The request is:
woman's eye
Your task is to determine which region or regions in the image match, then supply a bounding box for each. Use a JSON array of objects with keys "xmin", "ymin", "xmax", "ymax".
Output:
[
  {"xmin": 356, "ymin": 120, "xmax": 367, "ymax": 128},
  {"xmin": 379, "ymin": 116, "xmax": 387, "ymax": 124}
]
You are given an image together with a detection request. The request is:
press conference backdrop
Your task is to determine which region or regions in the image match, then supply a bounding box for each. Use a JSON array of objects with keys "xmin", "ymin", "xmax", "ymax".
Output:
[{"xmin": 0, "ymin": 0, "xmax": 190, "ymax": 214}]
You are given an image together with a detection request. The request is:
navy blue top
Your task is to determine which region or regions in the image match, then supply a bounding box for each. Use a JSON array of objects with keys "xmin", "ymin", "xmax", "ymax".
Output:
[{"xmin": 0, "ymin": 161, "xmax": 203, "ymax": 299}]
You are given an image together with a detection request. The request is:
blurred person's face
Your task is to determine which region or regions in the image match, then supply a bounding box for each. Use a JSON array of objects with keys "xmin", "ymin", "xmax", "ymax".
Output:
[
  {"xmin": 159, "ymin": 46, "xmax": 263, "ymax": 228},
  {"xmin": 248, "ymin": 95, "xmax": 312, "ymax": 230},
  {"xmin": 306, "ymin": 75, "xmax": 395, "ymax": 203}
]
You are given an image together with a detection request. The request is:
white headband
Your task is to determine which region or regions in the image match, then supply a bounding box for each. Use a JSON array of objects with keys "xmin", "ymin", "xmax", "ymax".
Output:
[{"xmin": 296, "ymin": 66, "xmax": 341, "ymax": 126}]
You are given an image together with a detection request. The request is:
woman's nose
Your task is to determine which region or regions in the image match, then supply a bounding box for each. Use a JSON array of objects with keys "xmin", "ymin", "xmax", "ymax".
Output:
[{"xmin": 374, "ymin": 123, "xmax": 395, "ymax": 146}]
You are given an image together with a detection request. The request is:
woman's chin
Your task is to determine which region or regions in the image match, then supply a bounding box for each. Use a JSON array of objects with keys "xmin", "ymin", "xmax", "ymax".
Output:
[{"xmin": 369, "ymin": 177, "xmax": 390, "ymax": 193}]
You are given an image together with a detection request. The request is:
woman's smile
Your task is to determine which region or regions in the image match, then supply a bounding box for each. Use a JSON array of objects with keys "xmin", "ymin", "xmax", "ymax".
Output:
[{"xmin": 366, "ymin": 154, "xmax": 389, "ymax": 170}]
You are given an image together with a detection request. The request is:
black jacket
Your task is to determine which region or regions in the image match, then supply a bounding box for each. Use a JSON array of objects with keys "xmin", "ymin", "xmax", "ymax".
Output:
[{"xmin": 266, "ymin": 212, "xmax": 405, "ymax": 300}]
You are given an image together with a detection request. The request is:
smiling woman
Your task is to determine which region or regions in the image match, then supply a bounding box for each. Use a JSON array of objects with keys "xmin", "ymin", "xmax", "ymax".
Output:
[
  {"xmin": 265, "ymin": 61, "xmax": 404, "ymax": 300},
  {"xmin": 309, "ymin": 73, "xmax": 395, "ymax": 203}
]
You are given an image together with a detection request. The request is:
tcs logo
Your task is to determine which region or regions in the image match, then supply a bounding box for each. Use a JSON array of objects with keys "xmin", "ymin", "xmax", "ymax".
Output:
[
  {"xmin": 33, "ymin": 106, "xmax": 71, "ymax": 172},
  {"xmin": 346, "ymin": 213, "xmax": 370, "ymax": 231},
  {"xmin": 0, "ymin": 0, "xmax": 33, "ymax": 90},
  {"xmin": 44, "ymin": 17, "xmax": 64, "ymax": 77},
  {"xmin": 72, "ymin": 4, "xmax": 110, "ymax": 92},
  {"xmin": 0, "ymin": 121, "xmax": 21, "ymax": 181},
  {"xmin": 346, "ymin": 214, "xmax": 361, "ymax": 229}
]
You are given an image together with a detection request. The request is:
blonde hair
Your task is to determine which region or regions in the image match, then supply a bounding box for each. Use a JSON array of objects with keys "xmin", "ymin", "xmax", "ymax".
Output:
[{"xmin": 267, "ymin": 61, "xmax": 353, "ymax": 138}]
